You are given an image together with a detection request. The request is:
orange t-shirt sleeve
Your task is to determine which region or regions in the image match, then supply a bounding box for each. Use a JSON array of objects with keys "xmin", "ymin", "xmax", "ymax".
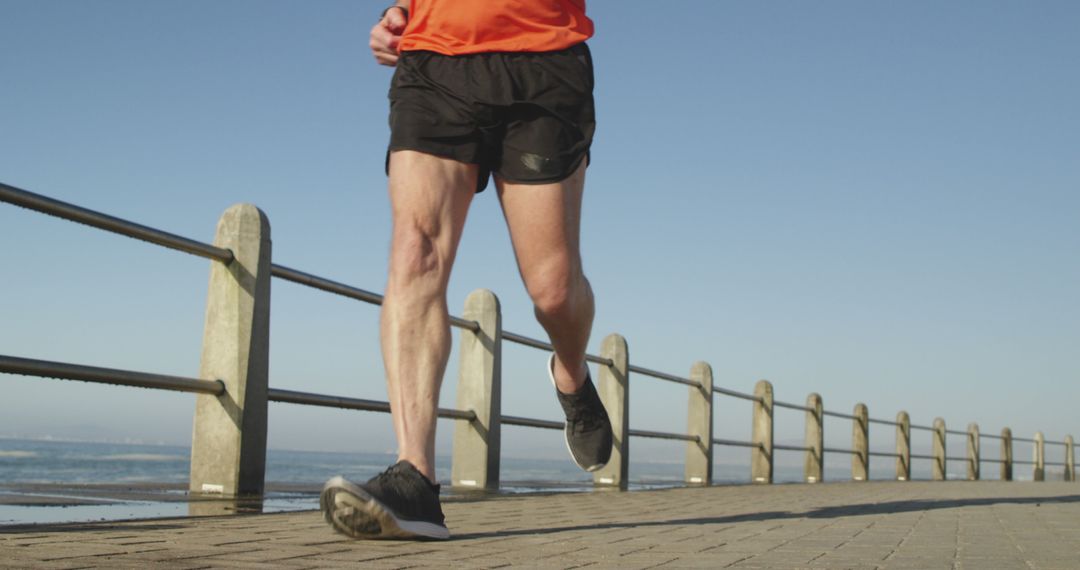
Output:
[{"xmin": 399, "ymin": 0, "xmax": 594, "ymax": 55}]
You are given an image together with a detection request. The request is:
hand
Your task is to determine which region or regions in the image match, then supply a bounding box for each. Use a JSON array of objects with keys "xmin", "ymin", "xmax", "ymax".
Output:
[{"xmin": 370, "ymin": 6, "xmax": 407, "ymax": 66}]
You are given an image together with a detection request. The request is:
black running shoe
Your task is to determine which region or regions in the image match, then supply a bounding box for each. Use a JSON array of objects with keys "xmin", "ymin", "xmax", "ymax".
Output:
[
  {"xmin": 549, "ymin": 354, "xmax": 613, "ymax": 472},
  {"xmin": 320, "ymin": 460, "xmax": 449, "ymax": 540}
]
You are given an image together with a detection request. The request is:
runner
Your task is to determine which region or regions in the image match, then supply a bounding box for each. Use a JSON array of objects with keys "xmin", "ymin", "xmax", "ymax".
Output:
[{"xmin": 321, "ymin": 0, "xmax": 610, "ymax": 540}]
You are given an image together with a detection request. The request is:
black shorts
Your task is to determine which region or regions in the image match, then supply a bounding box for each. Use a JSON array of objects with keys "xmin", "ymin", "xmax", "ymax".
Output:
[{"xmin": 387, "ymin": 43, "xmax": 596, "ymax": 193}]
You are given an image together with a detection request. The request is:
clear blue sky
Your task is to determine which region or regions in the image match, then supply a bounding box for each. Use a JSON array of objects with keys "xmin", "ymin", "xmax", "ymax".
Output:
[{"xmin": 2, "ymin": 1, "xmax": 1078, "ymax": 469}]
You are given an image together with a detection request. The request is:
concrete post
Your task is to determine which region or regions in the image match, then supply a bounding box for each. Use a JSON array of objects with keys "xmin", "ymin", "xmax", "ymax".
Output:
[
  {"xmin": 932, "ymin": 417, "xmax": 947, "ymax": 481},
  {"xmin": 1001, "ymin": 428, "xmax": 1013, "ymax": 481},
  {"xmin": 1034, "ymin": 431, "xmax": 1045, "ymax": 482},
  {"xmin": 594, "ymin": 334, "xmax": 629, "ymax": 489},
  {"xmin": 896, "ymin": 411, "xmax": 911, "ymax": 481},
  {"xmin": 967, "ymin": 423, "xmax": 980, "ymax": 481},
  {"xmin": 751, "ymin": 380, "xmax": 774, "ymax": 484},
  {"xmin": 852, "ymin": 403, "xmax": 869, "ymax": 482},
  {"xmin": 190, "ymin": 204, "xmax": 271, "ymax": 498},
  {"xmin": 1066, "ymin": 436, "xmax": 1075, "ymax": 482},
  {"xmin": 684, "ymin": 362, "xmax": 713, "ymax": 485},
  {"xmin": 451, "ymin": 289, "xmax": 502, "ymax": 490},
  {"xmin": 804, "ymin": 393, "xmax": 823, "ymax": 483}
]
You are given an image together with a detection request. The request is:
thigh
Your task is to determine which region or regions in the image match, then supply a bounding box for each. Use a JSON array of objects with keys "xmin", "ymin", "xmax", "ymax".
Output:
[
  {"xmin": 387, "ymin": 150, "xmax": 478, "ymax": 276},
  {"xmin": 495, "ymin": 159, "xmax": 587, "ymax": 286}
]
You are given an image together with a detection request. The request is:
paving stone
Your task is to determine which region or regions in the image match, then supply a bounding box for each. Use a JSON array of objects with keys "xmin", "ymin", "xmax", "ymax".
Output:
[{"xmin": 3, "ymin": 481, "xmax": 1080, "ymax": 568}]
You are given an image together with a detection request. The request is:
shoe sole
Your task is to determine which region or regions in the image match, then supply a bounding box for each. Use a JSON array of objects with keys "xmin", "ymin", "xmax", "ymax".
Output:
[
  {"xmin": 320, "ymin": 476, "xmax": 450, "ymax": 540},
  {"xmin": 548, "ymin": 354, "xmax": 608, "ymax": 473}
]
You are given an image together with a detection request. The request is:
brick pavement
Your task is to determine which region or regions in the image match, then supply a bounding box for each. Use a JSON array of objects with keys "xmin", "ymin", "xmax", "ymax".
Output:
[{"xmin": 3, "ymin": 481, "xmax": 1079, "ymax": 569}]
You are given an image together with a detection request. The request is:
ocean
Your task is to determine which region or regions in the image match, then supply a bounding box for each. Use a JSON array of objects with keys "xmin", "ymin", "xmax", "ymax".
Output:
[
  {"xmin": 0, "ymin": 437, "xmax": 942, "ymax": 526},
  {"xmin": 0, "ymin": 437, "xmax": 695, "ymax": 488}
]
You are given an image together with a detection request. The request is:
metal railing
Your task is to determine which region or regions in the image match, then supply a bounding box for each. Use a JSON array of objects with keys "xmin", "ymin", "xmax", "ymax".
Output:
[
  {"xmin": 2, "ymin": 181, "xmax": 1077, "ymax": 496},
  {"xmin": 0, "ymin": 354, "xmax": 224, "ymax": 395}
]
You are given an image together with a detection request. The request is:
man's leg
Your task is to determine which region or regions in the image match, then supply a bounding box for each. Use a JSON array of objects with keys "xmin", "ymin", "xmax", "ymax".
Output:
[
  {"xmin": 381, "ymin": 150, "xmax": 477, "ymax": 482},
  {"xmin": 496, "ymin": 161, "xmax": 610, "ymax": 471},
  {"xmin": 321, "ymin": 150, "xmax": 473, "ymax": 540},
  {"xmin": 495, "ymin": 160, "xmax": 593, "ymax": 393}
]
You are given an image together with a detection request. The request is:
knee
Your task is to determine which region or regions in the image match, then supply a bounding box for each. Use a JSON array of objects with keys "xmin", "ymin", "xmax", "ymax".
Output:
[
  {"xmin": 388, "ymin": 224, "xmax": 446, "ymax": 289},
  {"xmin": 527, "ymin": 265, "xmax": 588, "ymax": 319}
]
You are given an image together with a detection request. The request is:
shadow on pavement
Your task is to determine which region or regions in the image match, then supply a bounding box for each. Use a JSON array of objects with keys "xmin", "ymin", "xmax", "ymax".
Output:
[{"xmin": 452, "ymin": 493, "xmax": 1080, "ymax": 540}]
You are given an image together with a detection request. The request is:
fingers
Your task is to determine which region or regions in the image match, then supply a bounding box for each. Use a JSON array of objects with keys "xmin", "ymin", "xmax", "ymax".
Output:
[
  {"xmin": 370, "ymin": 22, "xmax": 400, "ymax": 66},
  {"xmin": 375, "ymin": 51, "xmax": 399, "ymax": 66},
  {"xmin": 369, "ymin": 7, "xmax": 407, "ymax": 67},
  {"xmin": 383, "ymin": 6, "xmax": 408, "ymax": 34}
]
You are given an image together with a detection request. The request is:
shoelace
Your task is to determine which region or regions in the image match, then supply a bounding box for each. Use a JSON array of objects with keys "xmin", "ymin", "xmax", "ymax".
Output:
[
  {"xmin": 365, "ymin": 465, "xmax": 423, "ymax": 518},
  {"xmin": 564, "ymin": 395, "xmax": 606, "ymax": 433},
  {"xmin": 371, "ymin": 469, "xmax": 394, "ymax": 487},
  {"xmin": 368, "ymin": 465, "xmax": 410, "ymax": 497},
  {"xmin": 370, "ymin": 464, "xmax": 444, "ymax": 522}
]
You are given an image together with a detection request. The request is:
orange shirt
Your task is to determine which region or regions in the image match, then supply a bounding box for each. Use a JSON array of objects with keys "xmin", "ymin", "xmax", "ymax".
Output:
[{"xmin": 398, "ymin": 0, "xmax": 593, "ymax": 55}]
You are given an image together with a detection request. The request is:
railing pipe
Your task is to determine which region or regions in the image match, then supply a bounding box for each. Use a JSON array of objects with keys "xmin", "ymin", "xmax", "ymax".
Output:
[
  {"xmin": 270, "ymin": 263, "xmax": 384, "ymax": 306},
  {"xmin": 0, "ymin": 354, "xmax": 225, "ymax": 395},
  {"xmin": 626, "ymin": 365, "xmax": 697, "ymax": 388},
  {"xmin": 502, "ymin": 331, "xmax": 612, "ymax": 367},
  {"xmin": 713, "ymin": 385, "xmax": 760, "ymax": 403},
  {"xmin": 583, "ymin": 353, "xmax": 616, "ymax": 367},
  {"xmin": 268, "ymin": 388, "xmax": 474, "ymax": 421},
  {"xmin": 629, "ymin": 429, "xmax": 697, "ymax": 442},
  {"xmin": 714, "ymin": 438, "xmax": 760, "ymax": 449},
  {"xmin": 501, "ymin": 415, "xmax": 563, "ymax": 430},
  {"xmin": 272, "ymin": 263, "xmax": 496, "ymax": 331},
  {"xmin": 0, "ymin": 182, "xmax": 234, "ymax": 263},
  {"xmin": 774, "ymin": 400, "xmax": 813, "ymax": 413},
  {"xmin": 501, "ymin": 331, "xmax": 553, "ymax": 352}
]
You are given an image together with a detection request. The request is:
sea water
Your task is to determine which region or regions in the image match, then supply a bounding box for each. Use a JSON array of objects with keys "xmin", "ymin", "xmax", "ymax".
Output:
[{"xmin": 0, "ymin": 437, "xmax": 867, "ymax": 525}]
